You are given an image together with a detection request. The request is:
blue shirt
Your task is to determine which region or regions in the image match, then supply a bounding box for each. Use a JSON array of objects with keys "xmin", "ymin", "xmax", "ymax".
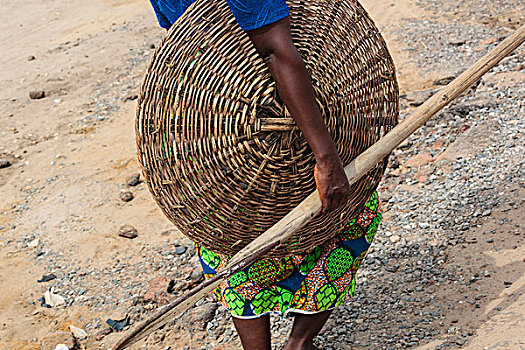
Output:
[{"xmin": 149, "ymin": 0, "xmax": 289, "ymax": 31}]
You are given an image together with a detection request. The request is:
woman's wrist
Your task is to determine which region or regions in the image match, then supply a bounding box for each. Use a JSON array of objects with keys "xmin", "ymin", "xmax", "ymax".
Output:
[{"xmin": 313, "ymin": 145, "xmax": 343, "ymax": 169}]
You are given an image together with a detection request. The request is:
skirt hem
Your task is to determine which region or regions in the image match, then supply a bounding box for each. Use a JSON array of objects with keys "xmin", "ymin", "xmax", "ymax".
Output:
[{"xmin": 230, "ymin": 306, "xmax": 337, "ymax": 320}]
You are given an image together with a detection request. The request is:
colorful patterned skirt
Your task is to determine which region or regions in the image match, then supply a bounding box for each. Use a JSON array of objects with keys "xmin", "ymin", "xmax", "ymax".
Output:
[{"xmin": 197, "ymin": 192, "xmax": 381, "ymax": 319}]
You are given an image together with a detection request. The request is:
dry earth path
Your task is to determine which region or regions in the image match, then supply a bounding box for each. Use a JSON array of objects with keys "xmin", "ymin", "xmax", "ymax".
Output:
[{"xmin": 0, "ymin": 0, "xmax": 523, "ymax": 349}]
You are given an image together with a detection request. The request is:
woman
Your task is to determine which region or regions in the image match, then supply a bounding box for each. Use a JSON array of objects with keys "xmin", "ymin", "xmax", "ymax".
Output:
[{"xmin": 148, "ymin": 1, "xmax": 382, "ymax": 349}]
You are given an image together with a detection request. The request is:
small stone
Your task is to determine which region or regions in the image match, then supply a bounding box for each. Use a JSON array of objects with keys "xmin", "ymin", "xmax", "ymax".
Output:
[
  {"xmin": 389, "ymin": 156, "xmax": 400, "ymax": 169},
  {"xmin": 44, "ymin": 289, "xmax": 66, "ymax": 307},
  {"xmin": 386, "ymin": 265, "xmax": 399, "ymax": 273},
  {"xmin": 188, "ymin": 303, "xmax": 218, "ymax": 330},
  {"xmin": 503, "ymin": 280, "xmax": 512, "ymax": 286},
  {"xmin": 119, "ymin": 224, "xmax": 138, "ymax": 239},
  {"xmin": 0, "ymin": 158, "xmax": 11, "ymax": 169},
  {"xmin": 126, "ymin": 173, "xmax": 141, "ymax": 186},
  {"xmin": 449, "ymin": 39, "xmax": 466, "ymax": 46},
  {"xmin": 28, "ymin": 238, "xmax": 40, "ymax": 248},
  {"xmin": 149, "ymin": 43, "xmax": 156, "ymax": 49},
  {"xmin": 69, "ymin": 325, "xmax": 87, "ymax": 339},
  {"xmin": 28, "ymin": 55, "xmax": 36, "ymax": 61},
  {"xmin": 120, "ymin": 191, "xmax": 134, "ymax": 202},
  {"xmin": 144, "ymin": 277, "xmax": 172, "ymax": 305},
  {"xmin": 175, "ymin": 245, "xmax": 187, "ymax": 255},
  {"xmin": 418, "ymin": 222, "xmax": 430, "ymax": 229},
  {"xmin": 403, "ymin": 89, "xmax": 435, "ymax": 107},
  {"xmin": 37, "ymin": 273, "xmax": 57, "ymax": 283},
  {"xmin": 168, "ymin": 280, "xmax": 187, "ymax": 294},
  {"xmin": 29, "ymin": 90, "xmax": 45, "ymax": 99},
  {"xmin": 433, "ymin": 76, "xmax": 455, "ymax": 86},
  {"xmin": 398, "ymin": 139, "xmax": 413, "ymax": 149},
  {"xmin": 106, "ymin": 315, "xmax": 131, "ymax": 331},
  {"xmin": 479, "ymin": 37, "xmax": 497, "ymax": 45},
  {"xmin": 94, "ymin": 326, "xmax": 113, "ymax": 341},
  {"xmin": 189, "ymin": 269, "xmax": 204, "ymax": 286},
  {"xmin": 390, "ymin": 235, "xmax": 401, "ymax": 243},
  {"xmin": 486, "ymin": 238, "xmax": 494, "ymax": 243}
]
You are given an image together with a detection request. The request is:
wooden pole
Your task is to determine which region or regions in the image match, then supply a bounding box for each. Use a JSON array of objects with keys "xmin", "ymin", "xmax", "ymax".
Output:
[{"xmin": 113, "ymin": 24, "xmax": 525, "ymax": 349}]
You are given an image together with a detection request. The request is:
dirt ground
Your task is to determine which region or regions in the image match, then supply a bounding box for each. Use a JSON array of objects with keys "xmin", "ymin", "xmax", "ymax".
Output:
[{"xmin": 0, "ymin": 0, "xmax": 523, "ymax": 349}]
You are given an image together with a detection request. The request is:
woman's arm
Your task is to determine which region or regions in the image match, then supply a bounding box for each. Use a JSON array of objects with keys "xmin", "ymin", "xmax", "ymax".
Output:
[{"xmin": 247, "ymin": 17, "xmax": 349, "ymax": 213}]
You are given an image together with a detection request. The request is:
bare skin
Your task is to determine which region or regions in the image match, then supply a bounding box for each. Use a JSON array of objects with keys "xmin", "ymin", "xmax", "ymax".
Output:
[
  {"xmin": 246, "ymin": 17, "xmax": 350, "ymax": 214},
  {"xmin": 284, "ymin": 310, "xmax": 333, "ymax": 350},
  {"xmin": 228, "ymin": 17, "xmax": 346, "ymax": 350},
  {"xmin": 232, "ymin": 315, "xmax": 271, "ymax": 350},
  {"xmin": 232, "ymin": 310, "xmax": 332, "ymax": 350}
]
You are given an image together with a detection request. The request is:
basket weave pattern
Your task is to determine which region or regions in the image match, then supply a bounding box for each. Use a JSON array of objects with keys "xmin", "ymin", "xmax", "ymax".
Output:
[{"xmin": 137, "ymin": 0, "xmax": 399, "ymax": 257}]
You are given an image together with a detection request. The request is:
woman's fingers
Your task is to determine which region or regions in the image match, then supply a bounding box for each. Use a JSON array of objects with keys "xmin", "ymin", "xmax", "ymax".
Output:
[
  {"xmin": 320, "ymin": 188, "xmax": 344, "ymax": 214},
  {"xmin": 330, "ymin": 195, "xmax": 338, "ymax": 213},
  {"xmin": 321, "ymin": 190, "xmax": 331, "ymax": 214},
  {"xmin": 320, "ymin": 188, "xmax": 331, "ymax": 214},
  {"xmin": 325, "ymin": 185, "xmax": 351, "ymax": 214}
]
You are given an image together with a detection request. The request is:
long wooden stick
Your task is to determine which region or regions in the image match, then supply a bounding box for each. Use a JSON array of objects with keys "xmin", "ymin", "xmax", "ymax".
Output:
[{"xmin": 113, "ymin": 24, "xmax": 525, "ymax": 349}]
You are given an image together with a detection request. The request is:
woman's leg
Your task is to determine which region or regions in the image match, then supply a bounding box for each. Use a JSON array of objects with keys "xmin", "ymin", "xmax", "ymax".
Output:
[
  {"xmin": 284, "ymin": 310, "xmax": 333, "ymax": 350},
  {"xmin": 232, "ymin": 314, "xmax": 272, "ymax": 350}
]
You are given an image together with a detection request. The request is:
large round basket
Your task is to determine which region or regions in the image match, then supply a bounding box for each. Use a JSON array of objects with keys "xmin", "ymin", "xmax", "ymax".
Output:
[{"xmin": 137, "ymin": 0, "xmax": 398, "ymax": 258}]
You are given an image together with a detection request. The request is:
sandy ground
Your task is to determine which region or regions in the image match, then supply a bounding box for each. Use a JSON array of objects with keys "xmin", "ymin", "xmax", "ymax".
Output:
[
  {"xmin": 1, "ymin": 0, "xmax": 172, "ymax": 347},
  {"xmin": 0, "ymin": 0, "xmax": 523, "ymax": 349}
]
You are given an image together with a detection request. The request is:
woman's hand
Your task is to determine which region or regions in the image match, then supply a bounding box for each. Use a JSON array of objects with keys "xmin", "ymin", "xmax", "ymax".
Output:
[{"xmin": 314, "ymin": 154, "xmax": 350, "ymax": 214}]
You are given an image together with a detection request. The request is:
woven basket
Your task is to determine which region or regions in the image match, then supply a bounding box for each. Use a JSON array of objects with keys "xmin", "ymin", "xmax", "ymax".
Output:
[{"xmin": 137, "ymin": 0, "xmax": 398, "ymax": 258}]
